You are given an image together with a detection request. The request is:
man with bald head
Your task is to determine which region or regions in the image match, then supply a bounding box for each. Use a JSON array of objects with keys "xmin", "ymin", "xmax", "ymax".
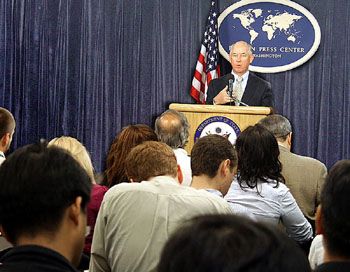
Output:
[
  {"xmin": 155, "ymin": 109, "xmax": 192, "ymax": 186},
  {"xmin": 0, "ymin": 107, "xmax": 15, "ymax": 166},
  {"xmin": 206, "ymin": 41, "xmax": 274, "ymax": 107}
]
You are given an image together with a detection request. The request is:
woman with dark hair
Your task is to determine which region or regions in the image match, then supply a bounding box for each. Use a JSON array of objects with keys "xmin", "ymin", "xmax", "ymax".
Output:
[
  {"xmin": 105, "ymin": 124, "xmax": 158, "ymax": 187},
  {"xmin": 225, "ymin": 124, "xmax": 313, "ymax": 244}
]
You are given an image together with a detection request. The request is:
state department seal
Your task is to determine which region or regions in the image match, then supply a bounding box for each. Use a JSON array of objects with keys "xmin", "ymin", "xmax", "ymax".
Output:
[
  {"xmin": 218, "ymin": 0, "xmax": 321, "ymax": 73},
  {"xmin": 194, "ymin": 116, "xmax": 241, "ymax": 144}
]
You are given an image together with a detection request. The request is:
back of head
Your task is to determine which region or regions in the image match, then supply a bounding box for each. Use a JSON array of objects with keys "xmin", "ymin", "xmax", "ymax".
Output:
[
  {"xmin": 125, "ymin": 141, "xmax": 177, "ymax": 182},
  {"xmin": 155, "ymin": 109, "xmax": 189, "ymax": 149},
  {"xmin": 320, "ymin": 160, "xmax": 350, "ymax": 258},
  {"xmin": 191, "ymin": 134, "xmax": 237, "ymax": 178},
  {"xmin": 236, "ymin": 124, "xmax": 283, "ymax": 188},
  {"xmin": 0, "ymin": 143, "xmax": 91, "ymax": 244},
  {"xmin": 258, "ymin": 114, "xmax": 292, "ymax": 141},
  {"xmin": 0, "ymin": 107, "xmax": 15, "ymax": 140},
  {"xmin": 106, "ymin": 124, "xmax": 158, "ymax": 186},
  {"xmin": 48, "ymin": 136, "xmax": 94, "ymax": 182},
  {"xmin": 158, "ymin": 214, "xmax": 310, "ymax": 272}
]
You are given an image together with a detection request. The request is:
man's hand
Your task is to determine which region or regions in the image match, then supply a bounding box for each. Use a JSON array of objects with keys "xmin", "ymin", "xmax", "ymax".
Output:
[{"xmin": 213, "ymin": 86, "xmax": 235, "ymax": 105}]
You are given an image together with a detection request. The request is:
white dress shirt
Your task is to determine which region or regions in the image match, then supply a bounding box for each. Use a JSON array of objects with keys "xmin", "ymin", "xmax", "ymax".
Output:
[
  {"xmin": 0, "ymin": 151, "xmax": 5, "ymax": 166},
  {"xmin": 90, "ymin": 175, "xmax": 232, "ymax": 272}
]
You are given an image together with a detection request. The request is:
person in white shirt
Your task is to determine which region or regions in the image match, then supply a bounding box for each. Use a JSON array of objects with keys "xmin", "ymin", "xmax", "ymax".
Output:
[
  {"xmin": 89, "ymin": 141, "xmax": 232, "ymax": 272},
  {"xmin": 190, "ymin": 134, "xmax": 237, "ymax": 198},
  {"xmin": 0, "ymin": 107, "xmax": 15, "ymax": 166},
  {"xmin": 225, "ymin": 124, "xmax": 313, "ymax": 244},
  {"xmin": 155, "ymin": 109, "xmax": 192, "ymax": 186}
]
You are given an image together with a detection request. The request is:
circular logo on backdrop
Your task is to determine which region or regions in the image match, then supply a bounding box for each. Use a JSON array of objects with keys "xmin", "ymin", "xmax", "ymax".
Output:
[
  {"xmin": 218, "ymin": 0, "xmax": 321, "ymax": 73},
  {"xmin": 194, "ymin": 116, "xmax": 241, "ymax": 144}
]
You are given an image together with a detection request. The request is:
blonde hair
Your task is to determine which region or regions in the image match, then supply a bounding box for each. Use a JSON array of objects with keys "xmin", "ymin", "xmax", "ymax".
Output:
[{"xmin": 48, "ymin": 136, "xmax": 94, "ymax": 182}]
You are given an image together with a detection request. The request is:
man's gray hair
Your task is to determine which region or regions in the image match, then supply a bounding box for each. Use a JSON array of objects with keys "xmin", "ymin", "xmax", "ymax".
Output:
[
  {"xmin": 229, "ymin": 41, "xmax": 253, "ymax": 55},
  {"xmin": 155, "ymin": 109, "xmax": 190, "ymax": 149},
  {"xmin": 258, "ymin": 114, "xmax": 292, "ymax": 141}
]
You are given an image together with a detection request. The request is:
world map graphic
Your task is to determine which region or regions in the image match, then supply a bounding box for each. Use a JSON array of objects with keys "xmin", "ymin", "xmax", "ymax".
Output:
[{"xmin": 233, "ymin": 8, "xmax": 302, "ymax": 44}]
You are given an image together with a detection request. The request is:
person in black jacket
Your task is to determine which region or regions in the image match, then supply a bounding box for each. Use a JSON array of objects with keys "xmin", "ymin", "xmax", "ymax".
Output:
[
  {"xmin": 0, "ymin": 143, "xmax": 91, "ymax": 272},
  {"xmin": 314, "ymin": 160, "xmax": 350, "ymax": 272},
  {"xmin": 206, "ymin": 41, "xmax": 274, "ymax": 107}
]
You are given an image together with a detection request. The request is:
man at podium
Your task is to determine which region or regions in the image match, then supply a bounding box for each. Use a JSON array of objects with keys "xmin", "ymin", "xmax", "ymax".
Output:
[{"xmin": 206, "ymin": 41, "xmax": 274, "ymax": 107}]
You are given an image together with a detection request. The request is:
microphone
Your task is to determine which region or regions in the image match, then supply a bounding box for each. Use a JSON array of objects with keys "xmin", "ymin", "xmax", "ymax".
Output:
[{"xmin": 227, "ymin": 79, "xmax": 234, "ymax": 98}]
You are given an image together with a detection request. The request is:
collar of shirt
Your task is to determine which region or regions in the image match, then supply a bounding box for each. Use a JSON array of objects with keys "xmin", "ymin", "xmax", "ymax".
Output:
[
  {"xmin": 203, "ymin": 189, "xmax": 224, "ymax": 198},
  {"xmin": 231, "ymin": 70, "xmax": 249, "ymax": 91},
  {"xmin": 146, "ymin": 175, "xmax": 180, "ymax": 185},
  {"xmin": 0, "ymin": 151, "xmax": 5, "ymax": 158},
  {"xmin": 173, "ymin": 148, "xmax": 188, "ymax": 156}
]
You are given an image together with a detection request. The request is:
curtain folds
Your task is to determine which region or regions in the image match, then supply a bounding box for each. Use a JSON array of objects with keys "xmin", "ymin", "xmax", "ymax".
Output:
[{"xmin": 0, "ymin": 0, "xmax": 349, "ymax": 171}]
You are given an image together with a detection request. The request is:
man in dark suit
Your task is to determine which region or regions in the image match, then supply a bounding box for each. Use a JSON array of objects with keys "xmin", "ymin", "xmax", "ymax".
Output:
[
  {"xmin": 314, "ymin": 160, "xmax": 350, "ymax": 271},
  {"xmin": 206, "ymin": 41, "xmax": 274, "ymax": 107}
]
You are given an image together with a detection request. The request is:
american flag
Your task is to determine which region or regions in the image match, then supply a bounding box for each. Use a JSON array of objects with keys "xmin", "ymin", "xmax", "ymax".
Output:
[{"xmin": 190, "ymin": 0, "xmax": 220, "ymax": 104}]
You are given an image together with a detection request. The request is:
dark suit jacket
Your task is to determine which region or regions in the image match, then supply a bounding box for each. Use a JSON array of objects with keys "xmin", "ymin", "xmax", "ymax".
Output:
[{"xmin": 206, "ymin": 72, "xmax": 274, "ymax": 107}]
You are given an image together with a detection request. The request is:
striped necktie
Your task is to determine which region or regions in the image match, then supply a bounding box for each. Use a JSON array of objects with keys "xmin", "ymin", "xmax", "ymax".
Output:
[{"xmin": 234, "ymin": 76, "xmax": 243, "ymax": 106}]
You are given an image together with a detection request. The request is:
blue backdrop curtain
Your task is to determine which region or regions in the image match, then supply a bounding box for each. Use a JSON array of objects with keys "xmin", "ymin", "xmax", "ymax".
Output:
[{"xmin": 0, "ymin": 0, "xmax": 349, "ymax": 172}]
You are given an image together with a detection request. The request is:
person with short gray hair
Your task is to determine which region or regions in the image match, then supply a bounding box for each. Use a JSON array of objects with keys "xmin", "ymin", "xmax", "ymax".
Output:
[
  {"xmin": 155, "ymin": 109, "xmax": 192, "ymax": 186},
  {"xmin": 206, "ymin": 40, "xmax": 274, "ymax": 107},
  {"xmin": 259, "ymin": 114, "xmax": 327, "ymax": 228}
]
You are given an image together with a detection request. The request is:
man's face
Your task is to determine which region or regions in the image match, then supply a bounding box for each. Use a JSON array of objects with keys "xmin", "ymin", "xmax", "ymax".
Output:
[
  {"xmin": 230, "ymin": 43, "xmax": 254, "ymax": 76},
  {"xmin": 221, "ymin": 162, "xmax": 237, "ymax": 196},
  {"xmin": 72, "ymin": 208, "xmax": 87, "ymax": 267}
]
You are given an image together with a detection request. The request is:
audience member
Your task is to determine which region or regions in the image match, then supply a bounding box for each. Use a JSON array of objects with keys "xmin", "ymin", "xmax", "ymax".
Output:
[
  {"xmin": 0, "ymin": 107, "xmax": 15, "ymax": 166},
  {"xmin": 313, "ymin": 160, "xmax": 350, "ymax": 271},
  {"xmin": 224, "ymin": 124, "xmax": 313, "ymax": 244},
  {"xmin": 90, "ymin": 141, "xmax": 232, "ymax": 272},
  {"xmin": 155, "ymin": 109, "xmax": 192, "ymax": 186},
  {"xmin": 259, "ymin": 114, "xmax": 327, "ymax": 227},
  {"xmin": 190, "ymin": 134, "xmax": 237, "ymax": 197},
  {"xmin": 158, "ymin": 214, "xmax": 311, "ymax": 272},
  {"xmin": 0, "ymin": 143, "xmax": 91, "ymax": 271},
  {"xmin": 48, "ymin": 136, "xmax": 108, "ymax": 255},
  {"xmin": 105, "ymin": 124, "xmax": 158, "ymax": 187}
]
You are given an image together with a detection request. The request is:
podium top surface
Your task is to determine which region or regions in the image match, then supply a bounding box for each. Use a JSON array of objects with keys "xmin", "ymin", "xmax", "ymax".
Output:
[{"xmin": 169, "ymin": 103, "xmax": 272, "ymax": 115}]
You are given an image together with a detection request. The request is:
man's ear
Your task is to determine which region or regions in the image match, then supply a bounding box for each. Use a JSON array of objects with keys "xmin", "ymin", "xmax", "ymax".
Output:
[
  {"xmin": 177, "ymin": 165, "xmax": 183, "ymax": 184},
  {"xmin": 68, "ymin": 196, "xmax": 83, "ymax": 226},
  {"xmin": 315, "ymin": 205, "xmax": 324, "ymax": 235},
  {"xmin": 220, "ymin": 159, "xmax": 231, "ymax": 177},
  {"xmin": 287, "ymin": 132, "xmax": 292, "ymax": 147},
  {"xmin": 0, "ymin": 132, "xmax": 10, "ymax": 148},
  {"xmin": 249, "ymin": 53, "xmax": 254, "ymax": 64}
]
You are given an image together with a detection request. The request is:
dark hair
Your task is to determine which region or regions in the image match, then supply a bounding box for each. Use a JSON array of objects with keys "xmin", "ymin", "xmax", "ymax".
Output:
[
  {"xmin": 191, "ymin": 134, "xmax": 237, "ymax": 178},
  {"xmin": 155, "ymin": 109, "xmax": 190, "ymax": 149},
  {"xmin": 0, "ymin": 107, "xmax": 15, "ymax": 139},
  {"xmin": 158, "ymin": 214, "xmax": 310, "ymax": 272},
  {"xmin": 106, "ymin": 124, "xmax": 158, "ymax": 187},
  {"xmin": 235, "ymin": 124, "xmax": 284, "ymax": 190},
  {"xmin": 258, "ymin": 114, "xmax": 292, "ymax": 141},
  {"xmin": 125, "ymin": 141, "xmax": 178, "ymax": 182},
  {"xmin": 0, "ymin": 143, "xmax": 91, "ymax": 244},
  {"xmin": 321, "ymin": 160, "xmax": 350, "ymax": 258}
]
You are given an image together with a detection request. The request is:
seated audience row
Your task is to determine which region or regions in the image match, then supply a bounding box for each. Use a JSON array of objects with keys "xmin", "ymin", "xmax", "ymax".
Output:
[
  {"xmin": 89, "ymin": 136, "xmax": 236, "ymax": 272},
  {"xmin": 0, "ymin": 106, "xmax": 344, "ymax": 272}
]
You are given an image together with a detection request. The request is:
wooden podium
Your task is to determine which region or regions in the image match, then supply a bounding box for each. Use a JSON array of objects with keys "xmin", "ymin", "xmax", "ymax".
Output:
[{"xmin": 169, "ymin": 103, "xmax": 272, "ymax": 153}]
